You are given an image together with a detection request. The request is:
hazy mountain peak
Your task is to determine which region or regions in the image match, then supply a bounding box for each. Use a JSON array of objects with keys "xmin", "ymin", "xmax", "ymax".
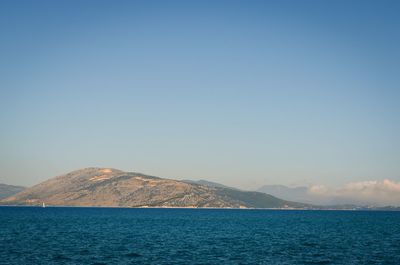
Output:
[
  {"xmin": 257, "ymin": 185, "xmax": 311, "ymax": 204},
  {"xmin": 0, "ymin": 184, "xmax": 26, "ymax": 200}
]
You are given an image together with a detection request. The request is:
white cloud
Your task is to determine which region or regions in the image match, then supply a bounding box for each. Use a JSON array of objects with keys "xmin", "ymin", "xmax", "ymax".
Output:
[
  {"xmin": 307, "ymin": 179, "xmax": 400, "ymax": 206},
  {"xmin": 307, "ymin": 185, "xmax": 329, "ymax": 195}
]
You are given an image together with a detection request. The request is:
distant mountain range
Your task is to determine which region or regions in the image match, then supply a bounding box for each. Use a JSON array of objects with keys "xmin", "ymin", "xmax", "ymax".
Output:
[
  {"xmin": 183, "ymin": 182, "xmax": 317, "ymax": 204},
  {"xmin": 256, "ymin": 184, "xmax": 399, "ymax": 207},
  {"xmin": 0, "ymin": 184, "xmax": 25, "ymax": 199},
  {"xmin": 257, "ymin": 185, "xmax": 315, "ymax": 204},
  {"xmin": 0, "ymin": 168, "xmax": 307, "ymax": 209}
]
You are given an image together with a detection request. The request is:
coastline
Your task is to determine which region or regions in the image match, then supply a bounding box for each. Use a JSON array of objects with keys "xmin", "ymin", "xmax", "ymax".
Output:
[{"xmin": 1, "ymin": 204, "xmax": 399, "ymax": 211}]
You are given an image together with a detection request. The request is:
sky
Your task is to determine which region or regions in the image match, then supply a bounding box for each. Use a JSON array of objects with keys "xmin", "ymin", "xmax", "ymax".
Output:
[{"xmin": 1, "ymin": 0, "xmax": 399, "ymax": 197}]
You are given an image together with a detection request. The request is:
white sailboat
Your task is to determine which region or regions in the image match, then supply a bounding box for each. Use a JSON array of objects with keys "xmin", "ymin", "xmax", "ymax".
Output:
[{"xmin": 42, "ymin": 202, "xmax": 46, "ymax": 208}]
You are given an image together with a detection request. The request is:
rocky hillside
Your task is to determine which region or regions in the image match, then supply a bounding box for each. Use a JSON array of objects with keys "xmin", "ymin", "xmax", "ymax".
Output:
[
  {"xmin": 1, "ymin": 168, "xmax": 308, "ymax": 208},
  {"xmin": 0, "ymin": 184, "xmax": 25, "ymax": 199}
]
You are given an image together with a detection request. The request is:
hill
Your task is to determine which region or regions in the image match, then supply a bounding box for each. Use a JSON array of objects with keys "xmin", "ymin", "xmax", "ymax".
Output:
[
  {"xmin": 0, "ymin": 184, "xmax": 25, "ymax": 199},
  {"xmin": 1, "ymin": 168, "xmax": 308, "ymax": 209},
  {"xmin": 182, "ymin": 179, "xmax": 239, "ymax": 190}
]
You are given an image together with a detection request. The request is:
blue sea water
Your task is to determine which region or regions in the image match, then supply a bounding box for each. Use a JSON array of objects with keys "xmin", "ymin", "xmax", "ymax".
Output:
[{"xmin": 0, "ymin": 207, "xmax": 399, "ymax": 264}]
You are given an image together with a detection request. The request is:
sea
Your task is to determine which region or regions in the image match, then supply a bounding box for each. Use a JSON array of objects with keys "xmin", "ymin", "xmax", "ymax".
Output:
[{"xmin": 0, "ymin": 207, "xmax": 399, "ymax": 264}]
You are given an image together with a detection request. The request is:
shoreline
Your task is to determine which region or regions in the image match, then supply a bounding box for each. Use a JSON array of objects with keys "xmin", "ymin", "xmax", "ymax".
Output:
[{"xmin": 0, "ymin": 205, "xmax": 399, "ymax": 211}]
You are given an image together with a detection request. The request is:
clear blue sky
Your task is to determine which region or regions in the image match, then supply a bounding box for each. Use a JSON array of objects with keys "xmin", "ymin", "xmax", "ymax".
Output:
[{"xmin": 1, "ymin": 0, "xmax": 399, "ymax": 189}]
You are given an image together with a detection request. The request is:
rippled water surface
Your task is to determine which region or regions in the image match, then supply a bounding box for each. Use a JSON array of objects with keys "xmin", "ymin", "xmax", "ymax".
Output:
[{"xmin": 1, "ymin": 207, "xmax": 399, "ymax": 264}]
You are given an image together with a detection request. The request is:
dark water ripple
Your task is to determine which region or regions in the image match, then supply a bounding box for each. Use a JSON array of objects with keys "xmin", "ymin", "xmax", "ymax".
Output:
[{"xmin": 0, "ymin": 207, "xmax": 399, "ymax": 264}]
